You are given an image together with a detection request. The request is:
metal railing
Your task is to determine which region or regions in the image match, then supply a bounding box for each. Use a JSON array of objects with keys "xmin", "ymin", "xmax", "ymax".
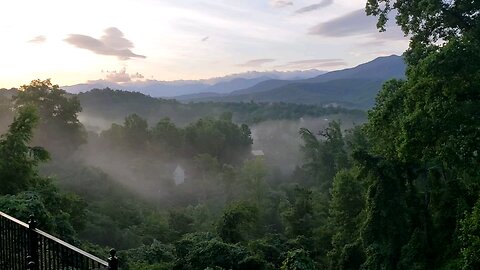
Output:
[{"xmin": 0, "ymin": 211, "xmax": 118, "ymax": 270}]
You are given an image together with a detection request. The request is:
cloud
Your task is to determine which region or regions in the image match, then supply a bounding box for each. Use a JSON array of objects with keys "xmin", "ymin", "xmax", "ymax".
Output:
[
  {"xmin": 64, "ymin": 27, "xmax": 146, "ymax": 60},
  {"xmin": 28, "ymin": 35, "xmax": 46, "ymax": 44},
  {"xmin": 309, "ymin": 9, "xmax": 374, "ymax": 37},
  {"xmin": 131, "ymin": 72, "xmax": 144, "ymax": 79},
  {"xmin": 238, "ymin": 58, "xmax": 276, "ymax": 67},
  {"xmin": 275, "ymin": 59, "xmax": 346, "ymax": 70},
  {"xmin": 309, "ymin": 9, "xmax": 405, "ymax": 40},
  {"xmin": 295, "ymin": 0, "xmax": 333, "ymax": 14},
  {"xmin": 104, "ymin": 68, "xmax": 144, "ymax": 83},
  {"xmin": 357, "ymin": 39, "xmax": 386, "ymax": 47},
  {"xmin": 270, "ymin": 0, "xmax": 293, "ymax": 8}
]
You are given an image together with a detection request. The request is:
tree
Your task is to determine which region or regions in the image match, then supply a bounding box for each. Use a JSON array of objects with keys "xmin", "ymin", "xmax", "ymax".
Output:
[
  {"xmin": 151, "ymin": 117, "xmax": 183, "ymax": 154},
  {"xmin": 281, "ymin": 249, "xmax": 316, "ymax": 270},
  {"xmin": 218, "ymin": 202, "xmax": 259, "ymax": 244},
  {"xmin": 283, "ymin": 187, "xmax": 314, "ymax": 240},
  {"xmin": 0, "ymin": 106, "xmax": 49, "ymax": 195},
  {"xmin": 168, "ymin": 210, "xmax": 194, "ymax": 240},
  {"xmin": 365, "ymin": 80, "xmax": 406, "ymax": 161},
  {"xmin": 327, "ymin": 170, "xmax": 365, "ymax": 269},
  {"xmin": 124, "ymin": 113, "xmax": 149, "ymax": 149},
  {"xmin": 363, "ymin": 1, "xmax": 480, "ymax": 268},
  {"xmin": 459, "ymin": 198, "xmax": 480, "ymax": 270},
  {"xmin": 319, "ymin": 121, "xmax": 349, "ymax": 174},
  {"xmin": 356, "ymin": 153, "xmax": 410, "ymax": 270},
  {"xmin": 14, "ymin": 79, "xmax": 86, "ymax": 156},
  {"xmin": 364, "ymin": 1, "xmax": 480, "ymax": 173},
  {"xmin": 299, "ymin": 121, "xmax": 349, "ymax": 189},
  {"xmin": 239, "ymin": 158, "xmax": 268, "ymax": 202},
  {"xmin": 193, "ymin": 153, "xmax": 222, "ymax": 202},
  {"xmin": 184, "ymin": 117, "xmax": 252, "ymax": 164},
  {"xmin": 0, "ymin": 106, "xmax": 86, "ymax": 240},
  {"xmin": 101, "ymin": 113, "xmax": 150, "ymax": 151},
  {"xmin": 0, "ymin": 93, "xmax": 14, "ymax": 134},
  {"xmin": 366, "ymin": 0, "xmax": 480, "ymax": 64},
  {"xmin": 124, "ymin": 240, "xmax": 175, "ymax": 270},
  {"xmin": 174, "ymin": 233, "xmax": 252, "ymax": 270}
]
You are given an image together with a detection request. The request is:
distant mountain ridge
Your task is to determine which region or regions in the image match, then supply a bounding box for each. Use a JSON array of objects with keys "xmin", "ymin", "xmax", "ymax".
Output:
[
  {"xmin": 64, "ymin": 55, "xmax": 406, "ymax": 109},
  {"xmin": 63, "ymin": 70, "xmax": 326, "ymax": 97},
  {"xmin": 182, "ymin": 55, "xmax": 406, "ymax": 109}
]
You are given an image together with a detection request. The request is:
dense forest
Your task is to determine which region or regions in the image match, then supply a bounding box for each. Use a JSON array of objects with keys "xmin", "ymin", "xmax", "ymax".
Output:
[{"xmin": 1, "ymin": 1, "xmax": 479, "ymax": 269}]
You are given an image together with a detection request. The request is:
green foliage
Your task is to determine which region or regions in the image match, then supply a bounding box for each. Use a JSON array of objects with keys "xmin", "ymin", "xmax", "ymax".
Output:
[
  {"xmin": 281, "ymin": 249, "xmax": 316, "ymax": 270},
  {"xmin": 0, "ymin": 179, "xmax": 86, "ymax": 241},
  {"xmin": 365, "ymin": 80, "xmax": 406, "ymax": 160},
  {"xmin": 299, "ymin": 121, "xmax": 349, "ymax": 189},
  {"xmin": 0, "ymin": 93, "xmax": 13, "ymax": 134},
  {"xmin": 357, "ymin": 154, "xmax": 410, "ymax": 270},
  {"xmin": 101, "ymin": 113, "xmax": 253, "ymax": 165},
  {"xmin": 78, "ymin": 88, "xmax": 364, "ymax": 125},
  {"xmin": 123, "ymin": 113, "xmax": 149, "ymax": 148},
  {"xmin": 283, "ymin": 187, "xmax": 314, "ymax": 240},
  {"xmin": 0, "ymin": 103, "xmax": 86, "ymax": 243},
  {"xmin": 151, "ymin": 117, "xmax": 183, "ymax": 154},
  {"xmin": 14, "ymin": 79, "xmax": 86, "ymax": 156},
  {"xmin": 174, "ymin": 233, "xmax": 252, "ymax": 270},
  {"xmin": 397, "ymin": 229, "xmax": 428, "ymax": 270},
  {"xmin": 2, "ymin": 2, "xmax": 479, "ymax": 266},
  {"xmin": 0, "ymin": 106, "xmax": 49, "ymax": 195},
  {"xmin": 366, "ymin": 0, "xmax": 480, "ymax": 64},
  {"xmin": 328, "ymin": 170, "xmax": 365, "ymax": 269},
  {"xmin": 239, "ymin": 158, "xmax": 268, "ymax": 202},
  {"xmin": 248, "ymin": 238, "xmax": 285, "ymax": 268},
  {"xmin": 168, "ymin": 209, "xmax": 194, "ymax": 241},
  {"xmin": 123, "ymin": 240, "xmax": 175, "ymax": 270},
  {"xmin": 218, "ymin": 202, "xmax": 259, "ymax": 244},
  {"xmin": 184, "ymin": 117, "xmax": 252, "ymax": 164},
  {"xmin": 360, "ymin": 2, "xmax": 480, "ymax": 269},
  {"xmin": 459, "ymin": 198, "xmax": 480, "ymax": 270}
]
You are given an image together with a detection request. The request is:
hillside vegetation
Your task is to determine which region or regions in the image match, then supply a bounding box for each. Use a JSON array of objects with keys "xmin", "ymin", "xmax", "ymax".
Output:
[{"xmin": 0, "ymin": 1, "xmax": 479, "ymax": 270}]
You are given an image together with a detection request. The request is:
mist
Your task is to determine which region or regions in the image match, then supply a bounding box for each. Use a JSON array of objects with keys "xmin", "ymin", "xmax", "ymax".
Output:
[
  {"xmin": 69, "ymin": 111, "xmax": 366, "ymax": 204},
  {"xmin": 251, "ymin": 113, "xmax": 365, "ymax": 175}
]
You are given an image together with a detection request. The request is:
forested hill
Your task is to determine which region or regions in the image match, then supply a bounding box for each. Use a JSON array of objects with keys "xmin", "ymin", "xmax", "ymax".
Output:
[
  {"xmin": 2, "ymin": 1, "xmax": 480, "ymax": 269},
  {"xmin": 77, "ymin": 88, "xmax": 365, "ymax": 127},
  {"xmin": 179, "ymin": 55, "xmax": 406, "ymax": 108}
]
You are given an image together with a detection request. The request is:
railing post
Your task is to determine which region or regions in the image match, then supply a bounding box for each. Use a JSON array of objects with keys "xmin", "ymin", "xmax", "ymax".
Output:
[
  {"xmin": 27, "ymin": 215, "xmax": 38, "ymax": 270},
  {"xmin": 108, "ymin": 248, "xmax": 118, "ymax": 270},
  {"xmin": 26, "ymin": 257, "xmax": 35, "ymax": 270}
]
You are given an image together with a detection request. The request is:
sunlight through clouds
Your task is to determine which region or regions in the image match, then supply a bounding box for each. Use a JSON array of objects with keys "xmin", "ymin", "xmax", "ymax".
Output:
[{"xmin": 0, "ymin": 0, "xmax": 408, "ymax": 87}]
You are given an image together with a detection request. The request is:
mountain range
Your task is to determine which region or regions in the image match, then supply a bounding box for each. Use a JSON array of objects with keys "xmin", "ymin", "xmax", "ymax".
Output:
[
  {"xmin": 64, "ymin": 55, "xmax": 406, "ymax": 109},
  {"xmin": 178, "ymin": 55, "xmax": 406, "ymax": 108},
  {"xmin": 63, "ymin": 70, "xmax": 326, "ymax": 97}
]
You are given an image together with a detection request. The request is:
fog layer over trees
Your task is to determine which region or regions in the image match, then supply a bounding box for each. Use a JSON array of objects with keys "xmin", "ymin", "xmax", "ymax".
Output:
[{"xmin": 1, "ymin": 1, "xmax": 480, "ymax": 269}]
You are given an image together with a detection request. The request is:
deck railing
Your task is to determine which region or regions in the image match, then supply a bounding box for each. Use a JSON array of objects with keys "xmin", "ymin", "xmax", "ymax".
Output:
[{"xmin": 0, "ymin": 211, "xmax": 118, "ymax": 270}]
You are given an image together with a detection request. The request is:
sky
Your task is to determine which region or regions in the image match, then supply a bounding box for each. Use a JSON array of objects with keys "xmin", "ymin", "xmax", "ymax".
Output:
[{"xmin": 0, "ymin": 0, "xmax": 409, "ymax": 88}]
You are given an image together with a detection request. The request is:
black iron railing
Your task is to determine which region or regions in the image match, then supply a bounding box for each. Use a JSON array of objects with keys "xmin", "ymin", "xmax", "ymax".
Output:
[{"xmin": 0, "ymin": 211, "xmax": 118, "ymax": 270}]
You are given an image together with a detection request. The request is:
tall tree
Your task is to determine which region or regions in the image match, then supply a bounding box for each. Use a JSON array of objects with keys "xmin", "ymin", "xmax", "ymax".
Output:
[
  {"xmin": 283, "ymin": 187, "xmax": 315, "ymax": 241},
  {"xmin": 356, "ymin": 153, "xmax": 410, "ymax": 270},
  {"xmin": 460, "ymin": 197, "xmax": 480, "ymax": 270},
  {"xmin": 366, "ymin": 0, "xmax": 480, "ymax": 64},
  {"xmin": 14, "ymin": 79, "xmax": 86, "ymax": 156},
  {"xmin": 218, "ymin": 202, "xmax": 259, "ymax": 244},
  {"xmin": 327, "ymin": 170, "xmax": 365, "ymax": 270},
  {"xmin": 123, "ymin": 113, "xmax": 149, "ymax": 149},
  {"xmin": 300, "ymin": 121, "xmax": 349, "ymax": 189},
  {"xmin": 0, "ymin": 106, "xmax": 49, "ymax": 195},
  {"xmin": 363, "ymin": 1, "xmax": 480, "ymax": 267}
]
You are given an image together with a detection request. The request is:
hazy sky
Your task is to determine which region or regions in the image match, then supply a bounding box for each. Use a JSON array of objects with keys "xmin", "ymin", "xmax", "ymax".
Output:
[{"xmin": 0, "ymin": 0, "xmax": 408, "ymax": 87}]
